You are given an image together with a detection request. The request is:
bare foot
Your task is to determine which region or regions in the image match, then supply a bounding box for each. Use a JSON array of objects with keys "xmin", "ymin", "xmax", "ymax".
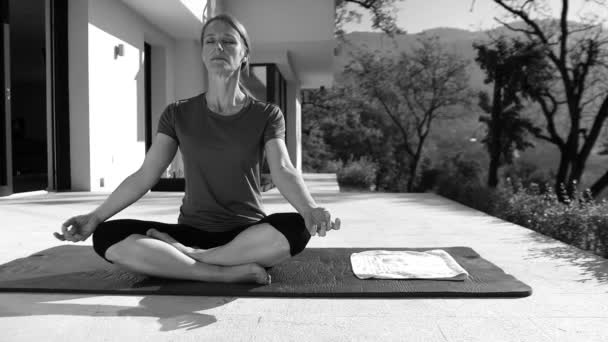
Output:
[
  {"xmin": 146, "ymin": 229, "xmax": 270, "ymax": 285},
  {"xmin": 147, "ymin": 228, "xmax": 225, "ymax": 264},
  {"xmin": 227, "ymin": 263, "xmax": 271, "ymax": 285}
]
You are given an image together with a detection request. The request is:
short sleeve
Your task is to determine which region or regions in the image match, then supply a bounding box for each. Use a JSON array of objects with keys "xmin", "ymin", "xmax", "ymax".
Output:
[
  {"xmin": 263, "ymin": 106, "xmax": 286, "ymax": 145},
  {"xmin": 157, "ymin": 103, "xmax": 179, "ymax": 144}
]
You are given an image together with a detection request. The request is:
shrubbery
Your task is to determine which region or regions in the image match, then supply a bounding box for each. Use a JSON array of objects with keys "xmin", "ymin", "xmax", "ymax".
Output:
[
  {"xmin": 495, "ymin": 179, "xmax": 608, "ymax": 256},
  {"xmin": 435, "ymin": 169, "xmax": 608, "ymax": 258},
  {"xmin": 501, "ymin": 159, "xmax": 555, "ymax": 194},
  {"xmin": 336, "ymin": 156, "xmax": 377, "ymax": 190},
  {"xmin": 319, "ymin": 146, "xmax": 608, "ymax": 258}
]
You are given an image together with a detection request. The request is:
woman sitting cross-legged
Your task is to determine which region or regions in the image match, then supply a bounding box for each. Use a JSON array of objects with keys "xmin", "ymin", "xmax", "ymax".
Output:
[{"xmin": 54, "ymin": 13, "xmax": 340, "ymax": 285}]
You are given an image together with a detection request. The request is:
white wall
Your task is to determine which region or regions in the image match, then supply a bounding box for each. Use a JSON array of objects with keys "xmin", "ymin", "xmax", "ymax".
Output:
[
  {"xmin": 174, "ymin": 40, "xmax": 206, "ymax": 100},
  {"xmin": 85, "ymin": 0, "xmax": 176, "ymax": 191},
  {"xmin": 68, "ymin": 0, "xmax": 91, "ymax": 190},
  {"xmin": 68, "ymin": 0, "xmax": 312, "ymax": 191}
]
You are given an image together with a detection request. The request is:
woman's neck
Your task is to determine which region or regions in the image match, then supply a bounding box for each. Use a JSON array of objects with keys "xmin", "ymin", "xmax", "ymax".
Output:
[{"xmin": 205, "ymin": 73, "xmax": 247, "ymax": 114}]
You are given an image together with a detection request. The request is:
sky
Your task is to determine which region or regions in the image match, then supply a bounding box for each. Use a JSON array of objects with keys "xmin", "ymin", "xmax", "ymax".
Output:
[{"xmin": 341, "ymin": 0, "xmax": 608, "ymax": 34}]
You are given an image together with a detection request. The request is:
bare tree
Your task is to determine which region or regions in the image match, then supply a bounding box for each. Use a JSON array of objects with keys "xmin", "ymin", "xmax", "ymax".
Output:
[
  {"xmin": 344, "ymin": 35, "xmax": 474, "ymax": 191},
  {"xmin": 491, "ymin": 0, "xmax": 608, "ymax": 199}
]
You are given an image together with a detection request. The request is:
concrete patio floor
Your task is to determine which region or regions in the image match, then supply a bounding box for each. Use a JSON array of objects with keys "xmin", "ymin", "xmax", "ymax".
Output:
[{"xmin": 0, "ymin": 173, "xmax": 607, "ymax": 341}]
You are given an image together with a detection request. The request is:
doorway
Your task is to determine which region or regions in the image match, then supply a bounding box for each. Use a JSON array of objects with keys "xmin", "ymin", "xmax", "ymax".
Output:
[
  {"xmin": 0, "ymin": 0, "xmax": 69, "ymax": 196},
  {"xmin": 9, "ymin": 0, "xmax": 48, "ymax": 193},
  {"xmin": 0, "ymin": 0, "xmax": 47, "ymax": 194}
]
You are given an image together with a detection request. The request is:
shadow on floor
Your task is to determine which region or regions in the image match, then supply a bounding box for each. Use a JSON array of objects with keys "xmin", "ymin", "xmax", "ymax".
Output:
[
  {"xmin": 521, "ymin": 230, "xmax": 608, "ymax": 285},
  {"xmin": 0, "ymin": 293, "xmax": 233, "ymax": 331}
]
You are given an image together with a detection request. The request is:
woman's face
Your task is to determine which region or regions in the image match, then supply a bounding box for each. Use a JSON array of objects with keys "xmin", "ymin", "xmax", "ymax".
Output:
[{"xmin": 201, "ymin": 20, "xmax": 247, "ymax": 76}]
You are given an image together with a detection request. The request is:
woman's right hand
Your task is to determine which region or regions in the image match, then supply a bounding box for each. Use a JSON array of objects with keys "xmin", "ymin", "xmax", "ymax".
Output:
[{"xmin": 54, "ymin": 213, "xmax": 103, "ymax": 243}]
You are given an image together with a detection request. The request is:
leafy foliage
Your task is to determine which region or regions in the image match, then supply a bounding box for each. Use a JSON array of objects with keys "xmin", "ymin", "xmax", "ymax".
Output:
[
  {"xmin": 342, "ymin": 35, "xmax": 474, "ymax": 191},
  {"xmin": 335, "ymin": 0, "xmax": 406, "ymax": 39},
  {"xmin": 337, "ymin": 156, "xmax": 378, "ymax": 190},
  {"xmin": 491, "ymin": 0, "xmax": 608, "ymax": 199},
  {"xmin": 473, "ymin": 35, "xmax": 549, "ymax": 187},
  {"xmin": 435, "ymin": 164, "xmax": 608, "ymax": 258}
]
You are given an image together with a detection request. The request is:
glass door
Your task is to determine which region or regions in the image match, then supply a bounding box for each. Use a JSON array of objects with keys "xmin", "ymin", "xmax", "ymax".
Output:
[
  {"xmin": 1, "ymin": 0, "xmax": 68, "ymax": 197},
  {"xmin": 8, "ymin": 0, "xmax": 48, "ymax": 193},
  {"xmin": 0, "ymin": 0, "xmax": 12, "ymax": 196}
]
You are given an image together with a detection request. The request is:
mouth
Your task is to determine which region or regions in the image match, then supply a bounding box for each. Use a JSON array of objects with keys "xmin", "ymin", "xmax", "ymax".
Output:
[{"xmin": 212, "ymin": 57, "xmax": 228, "ymax": 61}]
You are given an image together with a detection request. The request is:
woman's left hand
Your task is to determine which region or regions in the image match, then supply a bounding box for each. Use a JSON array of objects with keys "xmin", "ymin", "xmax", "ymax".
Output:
[{"xmin": 303, "ymin": 207, "xmax": 341, "ymax": 237}]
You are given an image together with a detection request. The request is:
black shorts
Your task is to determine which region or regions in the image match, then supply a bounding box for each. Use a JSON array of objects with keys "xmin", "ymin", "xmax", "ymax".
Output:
[{"xmin": 92, "ymin": 212, "xmax": 311, "ymax": 267}]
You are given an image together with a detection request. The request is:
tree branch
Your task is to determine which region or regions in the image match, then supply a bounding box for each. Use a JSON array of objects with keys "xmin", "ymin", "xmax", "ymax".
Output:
[
  {"xmin": 493, "ymin": 17, "xmax": 536, "ymax": 35},
  {"xmin": 537, "ymin": 92, "xmax": 566, "ymax": 148},
  {"xmin": 578, "ymin": 93, "xmax": 608, "ymax": 165},
  {"xmin": 373, "ymin": 88, "xmax": 415, "ymax": 157}
]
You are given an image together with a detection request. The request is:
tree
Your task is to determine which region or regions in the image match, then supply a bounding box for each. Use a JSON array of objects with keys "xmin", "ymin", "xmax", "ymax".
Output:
[
  {"xmin": 344, "ymin": 35, "xmax": 474, "ymax": 191},
  {"xmin": 473, "ymin": 36, "xmax": 546, "ymax": 187},
  {"xmin": 301, "ymin": 86, "xmax": 387, "ymax": 176},
  {"xmin": 335, "ymin": 0, "xmax": 406, "ymax": 38},
  {"xmin": 492, "ymin": 0, "xmax": 608, "ymax": 199}
]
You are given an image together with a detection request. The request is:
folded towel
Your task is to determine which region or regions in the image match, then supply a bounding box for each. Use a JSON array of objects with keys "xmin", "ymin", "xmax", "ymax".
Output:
[{"xmin": 350, "ymin": 249, "xmax": 469, "ymax": 281}]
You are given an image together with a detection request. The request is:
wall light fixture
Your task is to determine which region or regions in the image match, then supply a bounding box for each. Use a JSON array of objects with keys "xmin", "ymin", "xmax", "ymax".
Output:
[{"xmin": 114, "ymin": 44, "xmax": 124, "ymax": 59}]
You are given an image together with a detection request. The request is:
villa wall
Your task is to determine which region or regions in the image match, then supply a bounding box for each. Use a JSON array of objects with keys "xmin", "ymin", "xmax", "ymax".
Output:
[
  {"xmin": 68, "ymin": 0, "xmax": 210, "ymax": 191},
  {"xmin": 66, "ymin": 0, "xmax": 326, "ymax": 192}
]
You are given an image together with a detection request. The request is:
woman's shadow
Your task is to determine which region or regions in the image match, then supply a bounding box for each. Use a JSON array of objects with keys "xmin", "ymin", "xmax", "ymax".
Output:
[
  {"xmin": 0, "ymin": 292, "xmax": 236, "ymax": 331},
  {"xmin": 0, "ymin": 245, "xmax": 246, "ymax": 331}
]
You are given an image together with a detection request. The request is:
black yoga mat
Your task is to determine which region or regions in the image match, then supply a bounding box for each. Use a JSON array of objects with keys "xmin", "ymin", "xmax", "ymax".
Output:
[{"xmin": 0, "ymin": 246, "xmax": 532, "ymax": 298}]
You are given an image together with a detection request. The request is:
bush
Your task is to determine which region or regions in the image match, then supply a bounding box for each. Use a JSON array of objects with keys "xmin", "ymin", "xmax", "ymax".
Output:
[
  {"xmin": 337, "ymin": 156, "xmax": 378, "ymax": 190},
  {"xmin": 434, "ymin": 153, "xmax": 488, "ymax": 208},
  {"xmin": 322, "ymin": 159, "xmax": 343, "ymax": 173},
  {"xmin": 414, "ymin": 157, "xmax": 441, "ymax": 192},
  {"xmin": 501, "ymin": 159, "xmax": 555, "ymax": 193},
  {"xmin": 435, "ymin": 176, "xmax": 608, "ymax": 258}
]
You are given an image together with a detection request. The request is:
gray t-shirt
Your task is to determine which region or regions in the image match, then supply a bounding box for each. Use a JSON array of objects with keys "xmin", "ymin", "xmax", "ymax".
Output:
[{"xmin": 157, "ymin": 92, "xmax": 286, "ymax": 232}]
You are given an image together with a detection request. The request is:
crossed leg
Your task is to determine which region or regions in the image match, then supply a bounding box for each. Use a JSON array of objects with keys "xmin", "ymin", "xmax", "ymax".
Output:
[
  {"xmin": 104, "ymin": 233, "xmax": 272, "ymax": 284},
  {"xmin": 146, "ymin": 223, "xmax": 292, "ymax": 267},
  {"xmin": 103, "ymin": 223, "xmax": 292, "ymax": 285}
]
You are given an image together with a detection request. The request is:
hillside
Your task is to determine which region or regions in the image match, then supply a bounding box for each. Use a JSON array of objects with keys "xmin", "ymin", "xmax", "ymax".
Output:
[{"xmin": 328, "ymin": 21, "xmax": 608, "ymax": 198}]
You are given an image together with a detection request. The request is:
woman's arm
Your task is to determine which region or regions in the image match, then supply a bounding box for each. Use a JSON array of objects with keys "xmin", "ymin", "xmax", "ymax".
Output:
[
  {"xmin": 265, "ymin": 138, "xmax": 340, "ymax": 236},
  {"xmin": 92, "ymin": 133, "xmax": 178, "ymax": 222},
  {"xmin": 264, "ymin": 138, "xmax": 317, "ymax": 213}
]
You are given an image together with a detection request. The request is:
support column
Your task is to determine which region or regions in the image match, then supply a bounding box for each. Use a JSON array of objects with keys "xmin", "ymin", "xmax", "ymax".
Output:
[
  {"xmin": 68, "ymin": 0, "xmax": 90, "ymax": 190},
  {"xmin": 286, "ymin": 81, "xmax": 301, "ymax": 171}
]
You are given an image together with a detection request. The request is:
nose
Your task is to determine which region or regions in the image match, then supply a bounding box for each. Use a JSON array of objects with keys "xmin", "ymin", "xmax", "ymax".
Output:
[{"xmin": 215, "ymin": 41, "xmax": 224, "ymax": 51}]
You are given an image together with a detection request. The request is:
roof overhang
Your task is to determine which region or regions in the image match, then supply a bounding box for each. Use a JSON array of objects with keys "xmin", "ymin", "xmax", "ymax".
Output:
[
  {"xmin": 119, "ymin": 0, "xmax": 335, "ymax": 89},
  {"xmin": 223, "ymin": 0, "xmax": 335, "ymax": 89},
  {"xmin": 120, "ymin": 0, "xmax": 207, "ymax": 39}
]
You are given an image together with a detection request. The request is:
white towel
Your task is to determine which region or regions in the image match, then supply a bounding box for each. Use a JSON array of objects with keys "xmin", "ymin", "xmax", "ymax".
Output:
[{"xmin": 350, "ymin": 249, "xmax": 469, "ymax": 281}]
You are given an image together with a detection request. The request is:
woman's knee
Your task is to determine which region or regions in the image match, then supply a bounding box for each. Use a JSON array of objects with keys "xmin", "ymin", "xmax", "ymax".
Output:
[
  {"xmin": 103, "ymin": 234, "xmax": 145, "ymax": 262},
  {"xmin": 263, "ymin": 212, "xmax": 311, "ymax": 257},
  {"xmin": 92, "ymin": 219, "xmax": 145, "ymax": 263}
]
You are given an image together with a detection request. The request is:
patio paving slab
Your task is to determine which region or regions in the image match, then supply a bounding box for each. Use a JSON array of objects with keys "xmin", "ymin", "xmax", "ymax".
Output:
[{"xmin": 0, "ymin": 173, "xmax": 607, "ymax": 341}]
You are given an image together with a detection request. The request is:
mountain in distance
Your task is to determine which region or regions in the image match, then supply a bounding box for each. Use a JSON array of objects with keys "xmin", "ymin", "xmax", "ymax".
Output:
[
  {"xmin": 330, "ymin": 20, "xmax": 608, "ymax": 197},
  {"xmin": 334, "ymin": 20, "xmax": 605, "ymax": 88}
]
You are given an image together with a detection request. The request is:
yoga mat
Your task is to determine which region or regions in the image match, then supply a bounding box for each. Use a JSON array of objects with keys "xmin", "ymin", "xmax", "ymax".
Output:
[{"xmin": 0, "ymin": 246, "xmax": 532, "ymax": 298}]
